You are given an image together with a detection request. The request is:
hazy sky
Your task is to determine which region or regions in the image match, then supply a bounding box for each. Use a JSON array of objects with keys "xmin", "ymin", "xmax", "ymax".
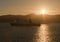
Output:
[{"xmin": 0, "ymin": 0, "xmax": 60, "ymax": 15}]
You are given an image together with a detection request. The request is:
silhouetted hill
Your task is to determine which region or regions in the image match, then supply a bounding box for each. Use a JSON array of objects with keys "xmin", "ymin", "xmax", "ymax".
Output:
[
  {"xmin": 41, "ymin": 15, "xmax": 60, "ymax": 23},
  {"xmin": 0, "ymin": 14, "xmax": 60, "ymax": 24},
  {"xmin": 0, "ymin": 14, "xmax": 41, "ymax": 25}
]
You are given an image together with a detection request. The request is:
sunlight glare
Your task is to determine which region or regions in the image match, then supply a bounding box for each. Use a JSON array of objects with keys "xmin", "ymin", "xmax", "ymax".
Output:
[
  {"xmin": 35, "ymin": 9, "xmax": 47, "ymax": 15},
  {"xmin": 36, "ymin": 24, "xmax": 50, "ymax": 42},
  {"xmin": 41, "ymin": 9, "xmax": 46, "ymax": 14}
]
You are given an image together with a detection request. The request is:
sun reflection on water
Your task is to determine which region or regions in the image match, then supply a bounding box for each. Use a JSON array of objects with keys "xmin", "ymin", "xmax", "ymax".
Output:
[{"xmin": 37, "ymin": 24, "xmax": 50, "ymax": 42}]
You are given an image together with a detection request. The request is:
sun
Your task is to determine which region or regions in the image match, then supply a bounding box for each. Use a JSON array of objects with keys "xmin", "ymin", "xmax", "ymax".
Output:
[
  {"xmin": 41, "ymin": 9, "xmax": 46, "ymax": 14},
  {"xmin": 35, "ymin": 9, "xmax": 47, "ymax": 15}
]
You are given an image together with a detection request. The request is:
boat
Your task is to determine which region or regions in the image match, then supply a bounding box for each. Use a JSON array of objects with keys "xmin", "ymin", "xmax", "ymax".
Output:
[{"xmin": 10, "ymin": 19, "xmax": 41, "ymax": 26}]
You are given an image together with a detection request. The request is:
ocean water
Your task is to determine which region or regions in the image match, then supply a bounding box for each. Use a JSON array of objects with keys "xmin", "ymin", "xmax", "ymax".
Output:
[{"xmin": 0, "ymin": 23, "xmax": 60, "ymax": 42}]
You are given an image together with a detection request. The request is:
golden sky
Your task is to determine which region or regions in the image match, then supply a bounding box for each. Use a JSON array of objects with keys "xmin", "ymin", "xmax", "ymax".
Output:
[{"xmin": 0, "ymin": 0, "xmax": 60, "ymax": 15}]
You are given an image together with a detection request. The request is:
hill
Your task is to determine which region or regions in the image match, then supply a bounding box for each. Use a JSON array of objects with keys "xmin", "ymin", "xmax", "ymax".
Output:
[{"xmin": 0, "ymin": 14, "xmax": 60, "ymax": 24}]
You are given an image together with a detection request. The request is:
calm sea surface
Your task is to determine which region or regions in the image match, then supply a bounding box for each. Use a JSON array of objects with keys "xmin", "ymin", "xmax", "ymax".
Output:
[{"xmin": 0, "ymin": 23, "xmax": 60, "ymax": 42}]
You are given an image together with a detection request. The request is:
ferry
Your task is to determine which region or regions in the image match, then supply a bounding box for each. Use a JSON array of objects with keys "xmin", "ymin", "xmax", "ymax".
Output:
[{"xmin": 10, "ymin": 19, "xmax": 41, "ymax": 26}]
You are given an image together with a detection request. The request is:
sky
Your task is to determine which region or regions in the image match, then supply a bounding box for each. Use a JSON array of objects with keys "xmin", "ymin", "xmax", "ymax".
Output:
[{"xmin": 0, "ymin": 0, "xmax": 60, "ymax": 15}]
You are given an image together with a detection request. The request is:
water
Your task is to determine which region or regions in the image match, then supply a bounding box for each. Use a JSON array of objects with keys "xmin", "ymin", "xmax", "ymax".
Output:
[{"xmin": 0, "ymin": 23, "xmax": 60, "ymax": 42}]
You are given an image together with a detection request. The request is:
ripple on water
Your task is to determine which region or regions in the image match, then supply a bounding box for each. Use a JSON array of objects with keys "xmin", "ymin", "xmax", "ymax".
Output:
[{"xmin": 33, "ymin": 24, "xmax": 50, "ymax": 42}]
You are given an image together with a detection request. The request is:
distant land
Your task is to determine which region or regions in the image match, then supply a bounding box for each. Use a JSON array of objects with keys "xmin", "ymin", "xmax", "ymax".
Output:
[{"xmin": 0, "ymin": 13, "xmax": 60, "ymax": 24}]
